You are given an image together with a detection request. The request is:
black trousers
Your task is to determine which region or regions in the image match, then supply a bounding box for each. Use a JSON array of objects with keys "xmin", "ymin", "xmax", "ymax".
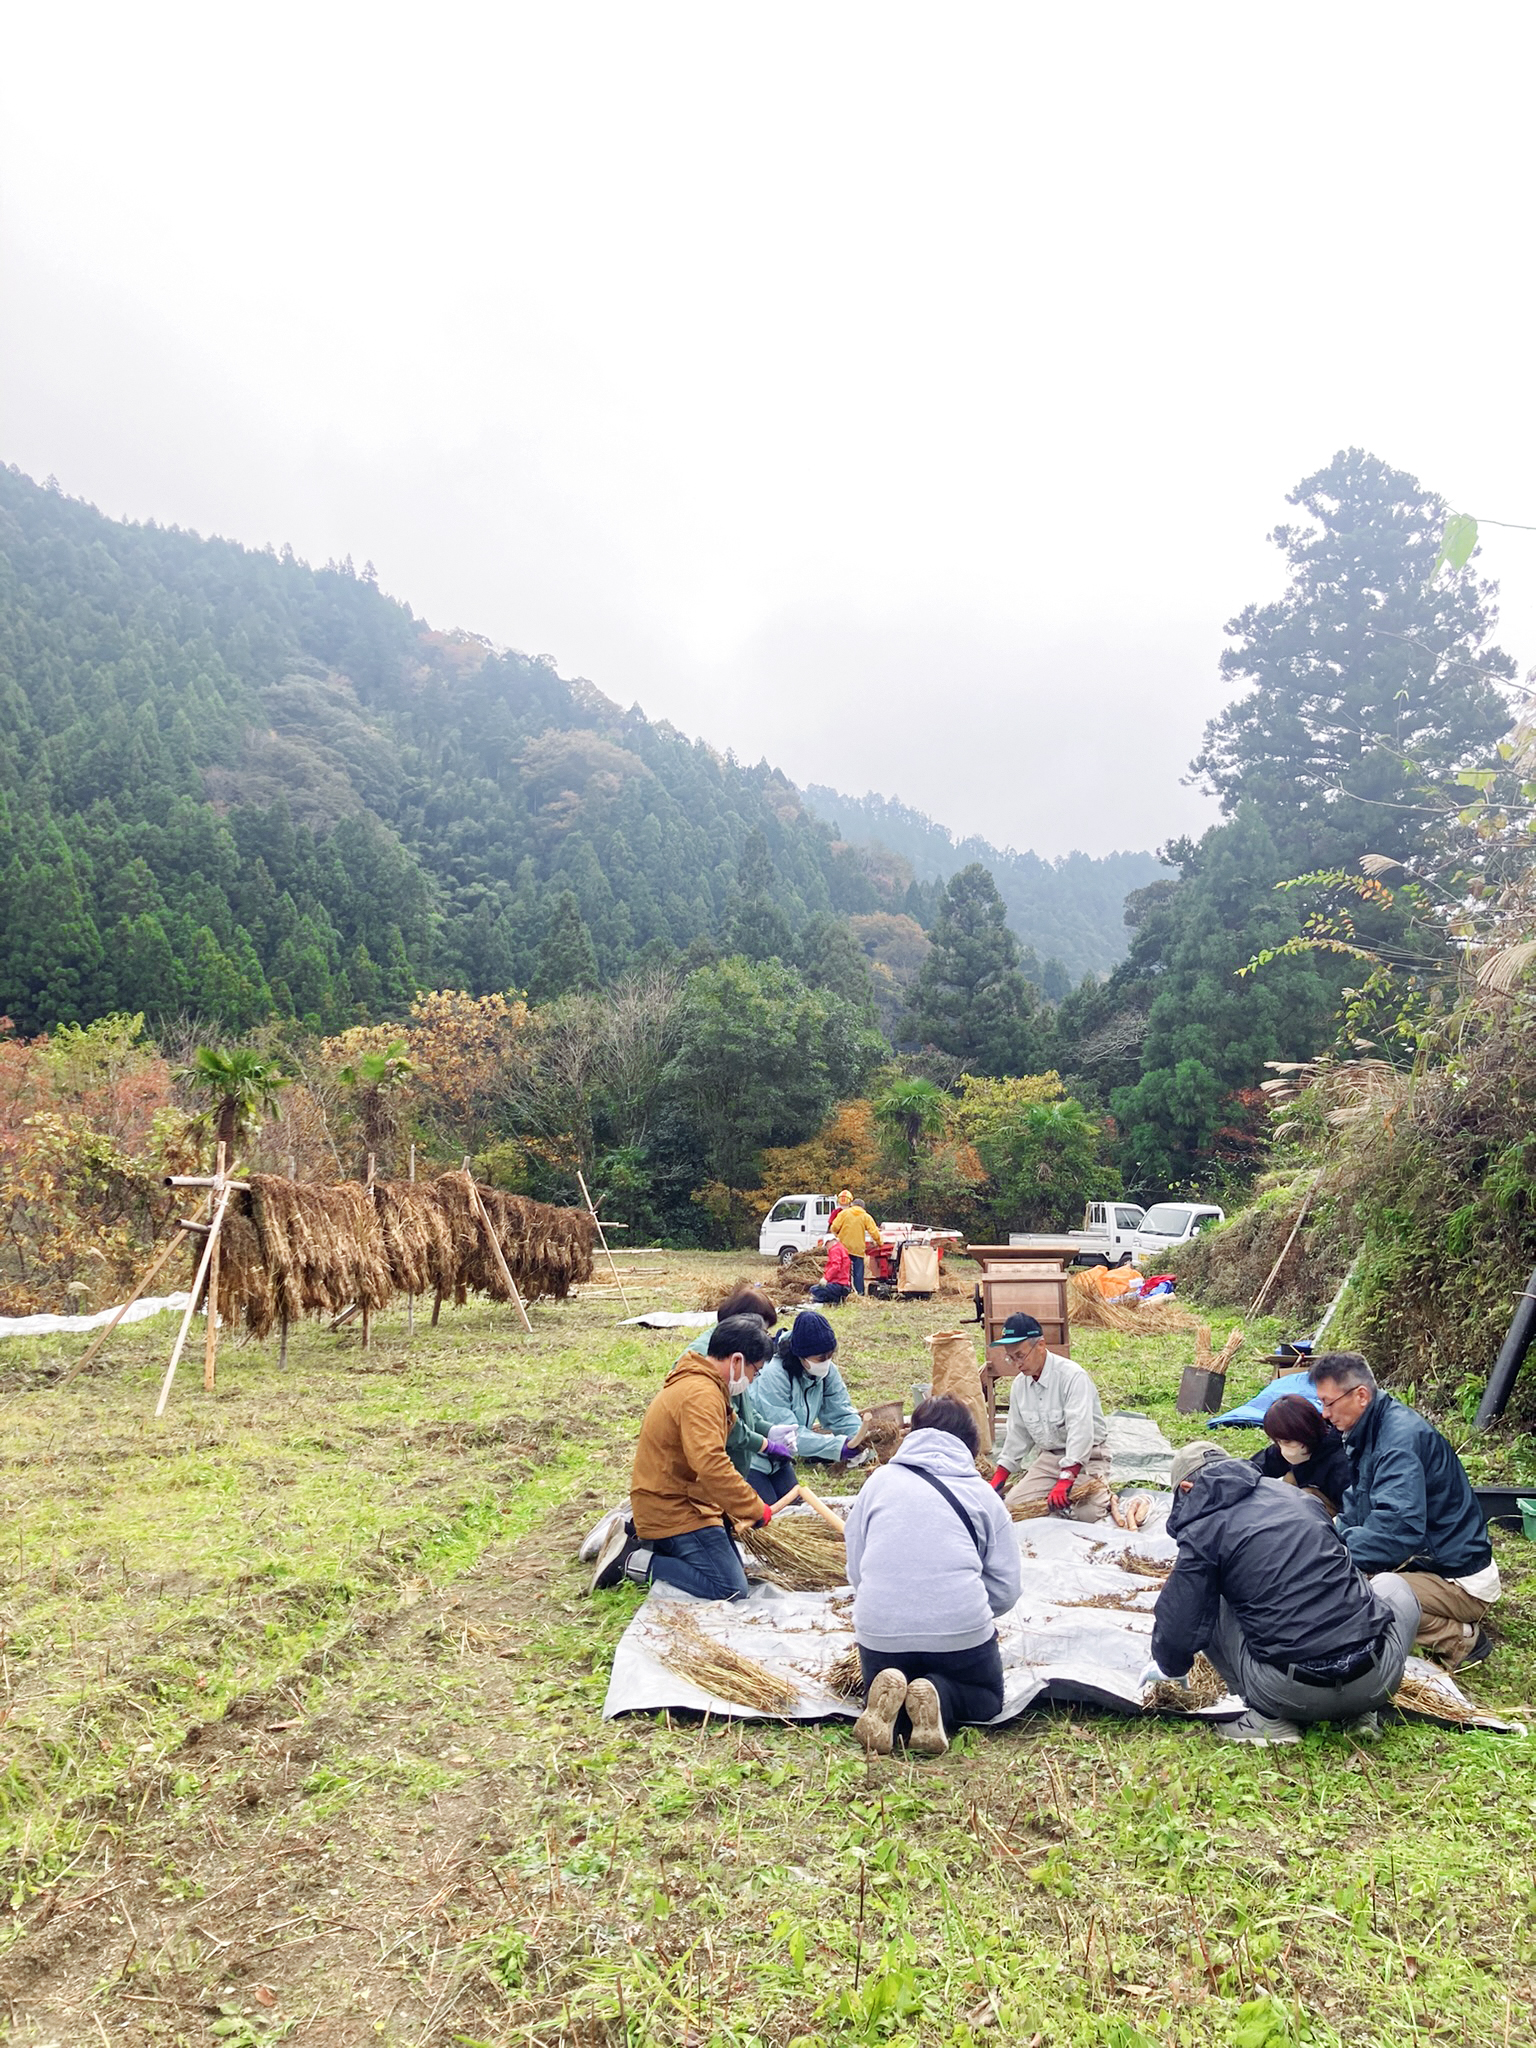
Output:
[
  {"xmin": 747, "ymin": 1460, "xmax": 800, "ymax": 1504},
  {"xmin": 858, "ymin": 1636, "xmax": 1005, "ymax": 1737}
]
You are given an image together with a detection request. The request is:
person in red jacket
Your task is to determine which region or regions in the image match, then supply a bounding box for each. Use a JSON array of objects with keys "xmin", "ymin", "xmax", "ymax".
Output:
[{"xmin": 810, "ymin": 1237, "xmax": 852, "ymax": 1306}]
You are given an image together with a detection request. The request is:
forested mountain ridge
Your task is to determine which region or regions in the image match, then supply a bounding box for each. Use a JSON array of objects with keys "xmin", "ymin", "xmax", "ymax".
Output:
[
  {"xmin": 805, "ymin": 786, "xmax": 1162, "ymax": 985},
  {"xmin": 0, "ymin": 464, "xmax": 978, "ymax": 1034}
]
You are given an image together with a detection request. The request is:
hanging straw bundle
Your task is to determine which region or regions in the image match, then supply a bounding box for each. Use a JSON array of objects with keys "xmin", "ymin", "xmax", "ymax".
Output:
[
  {"xmin": 1010, "ymin": 1477, "xmax": 1112, "ymax": 1520},
  {"xmin": 373, "ymin": 1179, "xmax": 456, "ymax": 1297},
  {"xmin": 212, "ymin": 1201, "xmax": 278, "ymax": 1338},
  {"xmin": 433, "ymin": 1173, "xmax": 597, "ymax": 1304},
  {"xmin": 738, "ymin": 1516, "xmax": 849, "ymax": 1591},
  {"xmin": 221, "ymin": 1176, "xmax": 392, "ymax": 1333},
  {"xmin": 1143, "ymin": 1652, "xmax": 1227, "ymax": 1712},
  {"xmin": 653, "ymin": 1608, "xmax": 799, "ymax": 1714}
]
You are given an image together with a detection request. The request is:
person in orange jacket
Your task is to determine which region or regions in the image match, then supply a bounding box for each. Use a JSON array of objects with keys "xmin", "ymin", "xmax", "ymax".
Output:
[
  {"xmin": 589, "ymin": 1315, "xmax": 778, "ymax": 1597},
  {"xmin": 827, "ymin": 1189, "xmax": 881, "ymax": 1296}
]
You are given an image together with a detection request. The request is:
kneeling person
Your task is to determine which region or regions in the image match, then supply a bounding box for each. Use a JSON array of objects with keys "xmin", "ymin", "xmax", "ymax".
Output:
[
  {"xmin": 1148, "ymin": 1442, "xmax": 1420, "ymax": 1745},
  {"xmin": 988, "ymin": 1313, "xmax": 1112, "ymax": 1521},
  {"xmin": 591, "ymin": 1315, "xmax": 778, "ymax": 1598}
]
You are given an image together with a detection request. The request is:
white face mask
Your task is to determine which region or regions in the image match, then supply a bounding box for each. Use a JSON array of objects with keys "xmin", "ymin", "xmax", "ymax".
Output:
[
  {"xmin": 802, "ymin": 1356, "xmax": 832, "ymax": 1379},
  {"xmin": 727, "ymin": 1366, "xmax": 753, "ymax": 1397},
  {"xmin": 1275, "ymin": 1440, "xmax": 1310, "ymax": 1466}
]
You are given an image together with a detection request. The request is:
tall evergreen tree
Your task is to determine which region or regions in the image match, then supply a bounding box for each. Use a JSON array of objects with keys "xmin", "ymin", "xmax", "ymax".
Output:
[
  {"xmin": 906, "ymin": 864, "xmax": 1049, "ymax": 1075},
  {"xmin": 531, "ymin": 892, "xmax": 599, "ymax": 1000}
]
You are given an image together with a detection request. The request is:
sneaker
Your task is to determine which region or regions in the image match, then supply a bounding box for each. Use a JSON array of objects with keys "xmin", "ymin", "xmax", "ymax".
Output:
[
  {"xmin": 1346, "ymin": 1711, "xmax": 1381, "ymax": 1741},
  {"xmin": 1460, "ymin": 1628, "xmax": 1495, "ymax": 1667},
  {"xmin": 589, "ymin": 1518, "xmax": 638, "ymax": 1593},
  {"xmin": 579, "ymin": 1505, "xmax": 629, "ymax": 1564},
  {"xmin": 905, "ymin": 1678, "xmax": 949, "ymax": 1756},
  {"xmin": 853, "ymin": 1668, "xmax": 907, "ymax": 1755},
  {"xmin": 1215, "ymin": 1710, "xmax": 1302, "ymax": 1746}
]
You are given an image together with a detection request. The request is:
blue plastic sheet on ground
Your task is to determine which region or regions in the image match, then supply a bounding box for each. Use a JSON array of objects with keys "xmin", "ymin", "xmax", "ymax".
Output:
[{"xmin": 1206, "ymin": 1370, "xmax": 1322, "ymax": 1428}]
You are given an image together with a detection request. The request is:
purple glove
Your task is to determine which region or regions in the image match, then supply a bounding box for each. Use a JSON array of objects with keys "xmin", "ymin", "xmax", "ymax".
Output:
[
  {"xmin": 763, "ymin": 1422, "xmax": 798, "ymax": 1458},
  {"xmin": 838, "ymin": 1442, "xmax": 867, "ymax": 1464}
]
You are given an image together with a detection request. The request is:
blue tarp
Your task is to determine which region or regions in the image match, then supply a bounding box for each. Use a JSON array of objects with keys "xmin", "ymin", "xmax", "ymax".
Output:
[{"xmin": 1206, "ymin": 1370, "xmax": 1322, "ymax": 1429}]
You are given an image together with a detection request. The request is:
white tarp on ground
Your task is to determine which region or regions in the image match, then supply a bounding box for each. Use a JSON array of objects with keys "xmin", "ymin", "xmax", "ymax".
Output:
[
  {"xmin": 602, "ymin": 1498, "xmax": 1503, "ymax": 1732},
  {"xmin": 0, "ymin": 1293, "xmax": 191, "ymax": 1341},
  {"xmin": 617, "ymin": 1311, "xmax": 717, "ymax": 1330}
]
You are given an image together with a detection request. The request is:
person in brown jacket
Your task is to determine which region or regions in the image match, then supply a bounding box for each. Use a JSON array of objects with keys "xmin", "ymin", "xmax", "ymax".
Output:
[{"xmin": 590, "ymin": 1315, "xmax": 778, "ymax": 1596}]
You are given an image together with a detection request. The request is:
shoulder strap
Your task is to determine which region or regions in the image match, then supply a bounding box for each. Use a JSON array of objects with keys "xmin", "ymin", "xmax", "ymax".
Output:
[{"xmin": 899, "ymin": 1463, "xmax": 985, "ymax": 1557}]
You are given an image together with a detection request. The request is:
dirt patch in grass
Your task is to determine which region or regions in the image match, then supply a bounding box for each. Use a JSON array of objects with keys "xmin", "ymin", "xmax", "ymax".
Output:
[{"xmin": 0, "ymin": 1254, "xmax": 1531, "ymax": 2045}]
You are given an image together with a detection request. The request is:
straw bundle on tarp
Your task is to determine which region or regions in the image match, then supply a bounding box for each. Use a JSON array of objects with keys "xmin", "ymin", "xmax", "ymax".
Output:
[
  {"xmin": 372, "ymin": 1179, "xmax": 456, "ymax": 1297},
  {"xmin": 1144, "ymin": 1652, "xmax": 1226, "ymax": 1712},
  {"xmin": 1117, "ymin": 1548, "xmax": 1173, "ymax": 1579},
  {"xmin": 1009, "ymin": 1477, "xmax": 1111, "ymax": 1520},
  {"xmin": 826, "ymin": 1643, "xmax": 864, "ymax": 1700},
  {"xmin": 653, "ymin": 1607, "xmax": 798, "ymax": 1714},
  {"xmin": 1067, "ymin": 1274, "xmax": 1199, "ymax": 1334},
  {"xmin": 738, "ymin": 1517, "xmax": 849, "ymax": 1591}
]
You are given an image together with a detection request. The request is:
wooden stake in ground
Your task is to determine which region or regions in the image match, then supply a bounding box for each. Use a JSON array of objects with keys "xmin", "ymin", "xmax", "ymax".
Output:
[
  {"xmin": 577, "ymin": 1168, "xmax": 630, "ymax": 1313},
  {"xmin": 406, "ymin": 1142, "xmax": 416, "ymax": 1339},
  {"xmin": 460, "ymin": 1159, "xmax": 534, "ymax": 1334},
  {"xmin": 1250, "ymin": 1173, "xmax": 1322, "ymax": 1319},
  {"xmin": 361, "ymin": 1153, "xmax": 375, "ymax": 1352},
  {"xmin": 57, "ymin": 1222, "xmax": 194, "ymax": 1388},
  {"xmin": 156, "ymin": 1172, "xmax": 235, "ymax": 1419},
  {"xmin": 202, "ymin": 1141, "xmax": 227, "ymax": 1391}
]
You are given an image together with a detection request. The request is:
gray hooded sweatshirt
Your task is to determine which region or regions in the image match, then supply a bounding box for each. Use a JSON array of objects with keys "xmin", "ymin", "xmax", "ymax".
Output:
[{"xmin": 843, "ymin": 1427, "xmax": 1022, "ymax": 1653}]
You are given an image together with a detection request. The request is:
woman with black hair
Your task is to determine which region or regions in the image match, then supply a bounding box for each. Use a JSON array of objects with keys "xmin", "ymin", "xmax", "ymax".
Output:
[
  {"xmin": 747, "ymin": 1309, "xmax": 866, "ymax": 1499},
  {"xmin": 841, "ymin": 1394, "xmax": 1021, "ymax": 1756},
  {"xmin": 1250, "ymin": 1393, "xmax": 1352, "ymax": 1516}
]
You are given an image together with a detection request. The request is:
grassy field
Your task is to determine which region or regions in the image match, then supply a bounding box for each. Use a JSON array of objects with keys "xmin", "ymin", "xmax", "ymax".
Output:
[{"xmin": 0, "ymin": 1252, "xmax": 1532, "ymax": 2048}]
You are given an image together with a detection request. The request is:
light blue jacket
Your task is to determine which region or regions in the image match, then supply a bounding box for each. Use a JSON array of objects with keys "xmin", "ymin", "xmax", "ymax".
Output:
[{"xmin": 748, "ymin": 1352, "xmax": 863, "ymax": 1468}]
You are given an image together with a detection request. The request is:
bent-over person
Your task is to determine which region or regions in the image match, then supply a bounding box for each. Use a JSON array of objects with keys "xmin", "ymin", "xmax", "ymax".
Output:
[{"xmin": 1147, "ymin": 1442, "xmax": 1420, "ymax": 1746}]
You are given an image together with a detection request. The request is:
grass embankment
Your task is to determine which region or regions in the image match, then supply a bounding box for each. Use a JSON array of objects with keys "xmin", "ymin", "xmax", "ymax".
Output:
[{"xmin": 0, "ymin": 1254, "xmax": 1532, "ymax": 2046}]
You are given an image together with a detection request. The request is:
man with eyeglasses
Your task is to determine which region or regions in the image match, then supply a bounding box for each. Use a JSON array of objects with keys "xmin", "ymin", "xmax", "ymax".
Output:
[{"xmin": 1308, "ymin": 1352, "xmax": 1498, "ymax": 1670}]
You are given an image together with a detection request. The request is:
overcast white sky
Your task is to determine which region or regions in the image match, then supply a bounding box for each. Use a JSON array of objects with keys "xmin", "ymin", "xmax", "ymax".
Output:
[{"xmin": 4, "ymin": 3, "xmax": 1534, "ymax": 858}]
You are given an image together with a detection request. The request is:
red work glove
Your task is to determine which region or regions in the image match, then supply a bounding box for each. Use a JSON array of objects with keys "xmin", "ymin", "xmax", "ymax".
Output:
[
  {"xmin": 990, "ymin": 1466, "xmax": 1009, "ymax": 1493},
  {"xmin": 1047, "ymin": 1463, "xmax": 1082, "ymax": 1513},
  {"xmin": 760, "ymin": 1505, "xmax": 773, "ymax": 1525}
]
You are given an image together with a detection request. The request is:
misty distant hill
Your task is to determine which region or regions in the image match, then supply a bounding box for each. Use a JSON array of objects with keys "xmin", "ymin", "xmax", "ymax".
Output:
[{"xmin": 805, "ymin": 786, "xmax": 1161, "ymax": 983}]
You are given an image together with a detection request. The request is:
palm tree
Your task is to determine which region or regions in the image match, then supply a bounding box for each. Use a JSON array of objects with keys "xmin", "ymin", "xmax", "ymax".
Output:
[
  {"xmin": 336, "ymin": 1039, "xmax": 415, "ymax": 1175},
  {"xmin": 179, "ymin": 1046, "xmax": 292, "ymax": 1163},
  {"xmin": 873, "ymin": 1077, "xmax": 950, "ymax": 1213}
]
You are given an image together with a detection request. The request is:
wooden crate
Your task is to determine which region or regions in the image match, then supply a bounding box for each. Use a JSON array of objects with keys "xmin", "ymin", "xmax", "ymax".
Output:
[{"xmin": 977, "ymin": 1262, "xmax": 1071, "ymax": 1426}]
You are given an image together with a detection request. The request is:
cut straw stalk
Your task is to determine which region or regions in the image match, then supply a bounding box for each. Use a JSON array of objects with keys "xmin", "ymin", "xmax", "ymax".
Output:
[
  {"xmin": 653, "ymin": 1608, "xmax": 798, "ymax": 1715},
  {"xmin": 825, "ymin": 1643, "xmax": 864, "ymax": 1700},
  {"xmin": 1390, "ymin": 1674, "xmax": 1475, "ymax": 1724},
  {"xmin": 1116, "ymin": 1549, "xmax": 1173, "ymax": 1579}
]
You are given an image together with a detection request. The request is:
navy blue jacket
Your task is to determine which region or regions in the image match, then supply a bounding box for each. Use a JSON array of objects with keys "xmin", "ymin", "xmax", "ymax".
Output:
[
  {"xmin": 1152, "ymin": 1458, "xmax": 1382, "ymax": 1677},
  {"xmin": 1335, "ymin": 1390, "xmax": 1490, "ymax": 1578}
]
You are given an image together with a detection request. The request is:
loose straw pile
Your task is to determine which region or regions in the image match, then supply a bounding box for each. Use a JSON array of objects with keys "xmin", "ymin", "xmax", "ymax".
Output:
[
  {"xmin": 825, "ymin": 1643, "xmax": 864, "ymax": 1700},
  {"xmin": 1066, "ymin": 1275, "xmax": 1199, "ymax": 1334},
  {"xmin": 1391, "ymin": 1674, "xmax": 1475, "ymax": 1725},
  {"xmin": 738, "ymin": 1517, "xmax": 849, "ymax": 1591},
  {"xmin": 1117, "ymin": 1549, "xmax": 1173, "ymax": 1579},
  {"xmin": 653, "ymin": 1608, "xmax": 798, "ymax": 1714},
  {"xmin": 1143, "ymin": 1652, "xmax": 1227, "ymax": 1712}
]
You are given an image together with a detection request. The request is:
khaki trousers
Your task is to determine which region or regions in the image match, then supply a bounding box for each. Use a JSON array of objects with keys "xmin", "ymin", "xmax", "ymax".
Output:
[
  {"xmin": 1395, "ymin": 1571, "xmax": 1489, "ymax": 1667},
  {"xmin": 1004, "ymin": 1445, "xmax": 1113, "ymax": 1522}
]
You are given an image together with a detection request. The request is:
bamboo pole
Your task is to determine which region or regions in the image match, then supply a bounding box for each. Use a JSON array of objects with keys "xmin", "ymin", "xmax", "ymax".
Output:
[
  {"xmin": 156, "ymin": 1179, "xmax": 234, "ymax": 1418},
  {"xmin": 1249, "ymin": 1173, "xmax": 1322, "ymax": 1320},
  {"xmin": 461, "ymin": 1159, "xmax": 534, "ymax": 1334},
  {"xmin": 57, "ymin": 1224, "xmax": 193, "ymax": 1388},
  {"xmin": 793, "ymin": 1479, "xmax": 846, "ymax": 1536},
  {"xmin": 361, "ymin": 1153, "xmax": 375, "ymax": 1351},
  {"xmin": 406, "ymin": 1142, "xmax": 416, "ymax": 1338},
  {"xmin": 202, "ymin": 1142, "xmax": 226, "ymax": 1391},
  {"xmin": 577, "ymin": 1168, "xmax": 629, "ymax": 1313}
]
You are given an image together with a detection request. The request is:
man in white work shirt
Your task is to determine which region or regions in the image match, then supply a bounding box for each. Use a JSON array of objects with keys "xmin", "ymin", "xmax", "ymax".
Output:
[{"xmin": 986, "ymin": 1312, "xmax": 1112, "ymax": 1521}]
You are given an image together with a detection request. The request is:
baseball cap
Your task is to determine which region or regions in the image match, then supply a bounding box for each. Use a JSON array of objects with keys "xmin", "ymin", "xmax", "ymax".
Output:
[{"xmin": 996, "ymin": 1312, "xmax": 1044, "ymax": 1344}]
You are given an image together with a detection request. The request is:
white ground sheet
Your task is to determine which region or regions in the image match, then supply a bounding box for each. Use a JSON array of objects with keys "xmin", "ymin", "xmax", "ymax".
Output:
[
  {"xmin": 0, "ymin": 1293, "xmax": 191, "ymax": 1341},
  {"xmin": 602, "ymin": 1498, "xmax": 1504, "ymax": 1732}
]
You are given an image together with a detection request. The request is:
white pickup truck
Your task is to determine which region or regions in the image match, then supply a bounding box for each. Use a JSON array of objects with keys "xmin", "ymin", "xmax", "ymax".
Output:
[
  {"xmin": 758, "ymin": 1193, "xmax": 836, "ymax": 1264},
  {"xmin": 1010, "ymin": 1200, "xmax": 1147, "ymax": 1266}
]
